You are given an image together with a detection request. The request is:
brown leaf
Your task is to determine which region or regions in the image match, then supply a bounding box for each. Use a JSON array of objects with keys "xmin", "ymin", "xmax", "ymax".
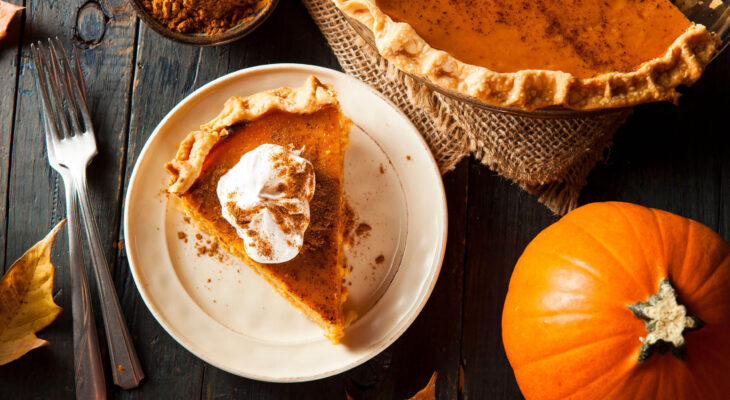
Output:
[
  {"xmin": 408, "ymin": 372, "xmax": 437, "ymax": 400},
  {"xmin": 0, "ymin": 1, "xmax": 23, "ymax": 41},
  {"xmin": 344, "ymin": 372, "xmax": 438, "ymax": 400},
  {"xmin": 0, "ymin": 221, "xmax": 65, "ymax": 365}
]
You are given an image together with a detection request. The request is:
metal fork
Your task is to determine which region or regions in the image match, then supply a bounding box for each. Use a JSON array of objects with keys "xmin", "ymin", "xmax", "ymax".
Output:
[
  {"xmin": 31, "ymin": 41, "xmax": 106, "ymax": 399},
  {"xmin": 30, "ymin": 38, "xmax": 144, "ymax": 390}
]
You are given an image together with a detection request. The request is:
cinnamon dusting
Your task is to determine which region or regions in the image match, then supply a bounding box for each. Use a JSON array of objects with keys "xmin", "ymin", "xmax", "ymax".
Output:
[
  {"xmin": 355, "ymin": 223, "xmax": 372, "ymax": 237},
  {"xmin": 221, "ymin": 148, "xmax": 314, "ymax": 260},
  {"xmin": 175, "ymin": 228, "xmax": 227, "ymax": 262},
  {"xmin": 196, "ymin": 240, "xmax": 220, "ymax": 258},
  {"xmin": 343, "ymin": 202, "xmax": 356, "ymax": 246}
]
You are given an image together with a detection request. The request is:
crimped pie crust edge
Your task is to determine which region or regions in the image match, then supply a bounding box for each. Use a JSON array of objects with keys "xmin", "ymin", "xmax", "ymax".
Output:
[
  {"xmin": 165, "ymin": 76, "xmax": 340, "ymax": 194},
  {"xmin": 333, "ymin": 0, "xmax": 720, "ymax": 111}
]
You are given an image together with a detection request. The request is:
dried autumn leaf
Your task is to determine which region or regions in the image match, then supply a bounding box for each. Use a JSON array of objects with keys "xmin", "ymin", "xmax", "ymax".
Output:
[
  {"xmin": 408, "ymin": 372, "xmax": 437, "ymax": 400},
  {"xmin": 0, "ymin": 221, "xmax": 65, "ymax": 365},
  {"xmin": 0, "ymin": 1, "xmax": 23, "ymax": 41},
  {"xmin": 344, "ymin": 372, "xmax": 437, "ymax": 400}
]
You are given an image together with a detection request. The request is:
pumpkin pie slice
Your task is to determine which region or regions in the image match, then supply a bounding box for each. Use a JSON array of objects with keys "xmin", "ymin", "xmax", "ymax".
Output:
[
  {"xmin": 165, "ymin": 77, "xmax": 354, "ymax": 343},
  {"xmin": 334, "ymin": 0, "xmax": 721, "ymax": 110}
]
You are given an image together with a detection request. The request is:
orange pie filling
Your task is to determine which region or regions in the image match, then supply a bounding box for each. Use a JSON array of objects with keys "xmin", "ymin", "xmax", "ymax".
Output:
[{"xmin": 376, "ymin": 0, "xmax": 694, "ymax": 78}]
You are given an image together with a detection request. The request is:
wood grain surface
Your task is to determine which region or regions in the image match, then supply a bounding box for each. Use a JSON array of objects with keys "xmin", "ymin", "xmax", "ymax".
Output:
[{"xmin": 0, "ymin": 1, "xmax": 728, "ymax": 399}]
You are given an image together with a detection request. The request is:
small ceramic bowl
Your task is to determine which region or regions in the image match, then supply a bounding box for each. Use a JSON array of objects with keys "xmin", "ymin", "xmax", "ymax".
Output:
[{"xmin": 128, "ymin": 0, "xmax": 280, "ymax": 46}]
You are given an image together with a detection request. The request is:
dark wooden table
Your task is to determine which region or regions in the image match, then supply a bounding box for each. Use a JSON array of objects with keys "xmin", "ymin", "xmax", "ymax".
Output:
[{"xmin": 1, "ymin": 1, "xmax": 728, "ymax": 399}]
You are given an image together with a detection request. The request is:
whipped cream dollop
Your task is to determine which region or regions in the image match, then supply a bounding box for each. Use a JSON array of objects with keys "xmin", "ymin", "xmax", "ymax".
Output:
[{"xmin": 217, "ymin": 143, "xmax": 316, "ymax": 264}]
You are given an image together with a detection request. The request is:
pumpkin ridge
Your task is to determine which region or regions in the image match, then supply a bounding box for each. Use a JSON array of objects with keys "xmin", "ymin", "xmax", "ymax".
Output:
[
  {"xmin": 654, "ymin": 368, "xmax": 666, "ymax": 400},
  {"xmin": 609, "ymin": 203, "xmax": 658, "ymax": 278},
  {"xmin": 601, "ymin": 370, "xmax": 650, "ymax": 400},
  {"xmin": 688, "ymin": 276, "xmax": 730, "ymax": 315},
  {"xmin": 686, "ymin": 247, "xmax": 730, "ymax": 303},
  {"xmin": 676, "ymin": 219, "xmax": 697, "ymax": 291},
  {"xmin": 685, "ymin": 367, "xmax": 706, "ymax": 400},
  {"xmin": 535, "ymin": 251, "xmax": 612, "ymax": 286},
  {"xmin": 562, "ymin": 219, "xmax": 648, "ymax": 293},
  {"xmin": 648, "ymin": 209, "xmax": 667, "ymax": 268},
  {"xmin": 517, "ymin": 311, "xmax": 608, "ymax": 321},
  {"xmin": 561, "ymin": 359, "xmax": 635, "ymax": 400},
  {"xmin": 689, "ymin": 337, "xmax": 730, "ymax": 397},
  {"xmin": 513, "ymin": 332, "xmax": 637, "ymax": 370}
]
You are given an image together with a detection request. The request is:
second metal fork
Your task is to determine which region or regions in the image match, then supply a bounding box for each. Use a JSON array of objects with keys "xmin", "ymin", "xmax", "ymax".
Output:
[{"xmin": 31, "ymin": 38, "xmax": 144, "ymax": 390}]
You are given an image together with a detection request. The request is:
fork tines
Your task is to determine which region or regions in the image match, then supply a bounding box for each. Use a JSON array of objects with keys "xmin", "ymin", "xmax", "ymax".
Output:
[{"xmin": 30, "ymin": 38, "xmax": 92, "ymax": 141}]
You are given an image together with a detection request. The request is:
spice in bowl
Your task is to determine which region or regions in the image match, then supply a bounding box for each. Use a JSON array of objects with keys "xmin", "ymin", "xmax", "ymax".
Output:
[{"xmin": 141, "ymin": 0, "xmax": 270, "ymax": 35}]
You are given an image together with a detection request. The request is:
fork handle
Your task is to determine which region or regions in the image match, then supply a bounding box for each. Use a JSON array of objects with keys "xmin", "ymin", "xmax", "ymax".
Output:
[
  {"xmin": 63, "ymin": 174, "xmax": 107, "ymax": 399},
  {"xmin": 74, "ymin": 174, "xmax": 144, "ymax": 389}
]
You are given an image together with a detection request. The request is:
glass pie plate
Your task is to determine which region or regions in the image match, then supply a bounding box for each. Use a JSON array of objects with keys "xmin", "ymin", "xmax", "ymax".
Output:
[{"xmin": 343, "ymin": 1, "xmax": 730, "ymax": 118}]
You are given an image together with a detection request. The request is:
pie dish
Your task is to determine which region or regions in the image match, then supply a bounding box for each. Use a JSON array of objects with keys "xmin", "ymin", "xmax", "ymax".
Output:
[
  {"xmin": 333, "ymin": 0, "xmax": 721, "ymax": 111},
  {"xmin": 165, "ymin": 76, "xmax": 354, "ymax": 343}
]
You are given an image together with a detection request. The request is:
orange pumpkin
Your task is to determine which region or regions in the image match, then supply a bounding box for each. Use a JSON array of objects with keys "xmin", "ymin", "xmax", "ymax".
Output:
[{"xmin": 502, "ymin": 202, "xmax": 730, "ymax": 400}]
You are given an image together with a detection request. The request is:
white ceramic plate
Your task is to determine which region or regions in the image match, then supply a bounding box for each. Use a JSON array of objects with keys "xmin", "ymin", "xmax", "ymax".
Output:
[{"xmin": 123, "ymin": 64, "xmax": 447, "ymax": 382}]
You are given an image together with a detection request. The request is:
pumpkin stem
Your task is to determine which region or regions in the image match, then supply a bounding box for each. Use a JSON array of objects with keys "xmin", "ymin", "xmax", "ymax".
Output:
[{"xmin": 628, "ymin": 278, "xmax": 703, "ymax": 363}]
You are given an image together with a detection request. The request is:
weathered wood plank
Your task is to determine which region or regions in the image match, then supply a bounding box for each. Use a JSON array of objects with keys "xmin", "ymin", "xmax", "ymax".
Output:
[
  {"xmin": 0, "ymin": 0, "xmax": 22, "ymax": 275},
  {"xmin": 0, "ymin": 0, "xmax": 77, "ymax": 394},
  {"xmin": 0, "ymin": 2, "xmax": 73, "ymax": 398},
  {"xmin": 460, "ymin": 162, "xmax": 555, "ymax": 400},
  {"xmin": 0, "ymin": 0, "xmax": 137, "ymax": 397},
  {"xmin": 76, "ymin": 0, "xmax": 139, "ymax": 391},
  {"xmin": 77, "ymin": 0, "xmax": 138, "ymax": 270}
]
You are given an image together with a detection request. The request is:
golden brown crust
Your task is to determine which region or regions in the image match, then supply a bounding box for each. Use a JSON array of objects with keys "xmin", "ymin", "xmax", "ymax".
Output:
[
  {"xmin": 166, "ymin": 76, "xmax": 341, "ymax": 194},
  {"xmin": 333, "ymin": 0, "xmax": 720, "ymax": 110}
]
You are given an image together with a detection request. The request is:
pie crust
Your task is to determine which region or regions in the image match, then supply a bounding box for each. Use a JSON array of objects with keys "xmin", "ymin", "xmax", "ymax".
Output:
[
  {"xmin": 166, "ymin": 76, "xmax": 354, "ymax": 343},
  {"xmin": 333, "ymin": 0, "xmax": 720, "ymax": 111},
  {"xmin": 166, "ymin": 76, "xmax": 341, "ymax": 194}
]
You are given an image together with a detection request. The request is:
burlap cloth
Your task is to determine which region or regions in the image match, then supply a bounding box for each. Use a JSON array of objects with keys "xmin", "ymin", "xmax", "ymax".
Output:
[{"xmin": 302, "ymin": 0, "xmax": 632, "ymax": 214}]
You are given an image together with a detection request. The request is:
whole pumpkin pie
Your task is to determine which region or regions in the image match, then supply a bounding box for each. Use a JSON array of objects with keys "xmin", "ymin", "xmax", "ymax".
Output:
[
  {"xmin": 333, "ymin": 0, "xmax": 721, "ymax": 110},
  {"xmin": 165, "ymin": 76, "xmax": 354, "ymax": 343}
]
